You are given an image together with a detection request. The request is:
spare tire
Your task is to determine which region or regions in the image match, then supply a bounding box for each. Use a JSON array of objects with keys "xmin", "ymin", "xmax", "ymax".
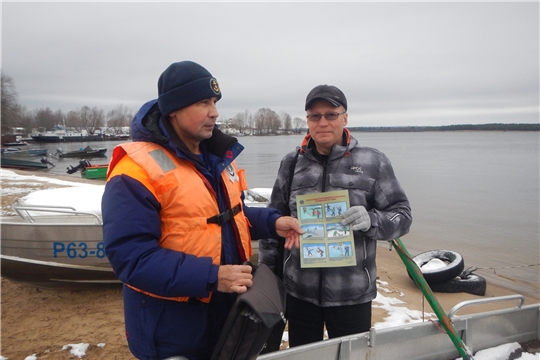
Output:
[
  {"xmin": 430, "ymin": 274, "xmax": 486, "ymax": 296},
  {"xmin": 408, "ymin": 250, "xmax": 465, "ymax": 284}
]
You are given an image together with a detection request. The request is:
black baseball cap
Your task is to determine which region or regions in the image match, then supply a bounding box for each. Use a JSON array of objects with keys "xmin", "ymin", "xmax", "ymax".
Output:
[{"xmin": 305, "ymin": 84, "xmax": 347, "ymax": 110}]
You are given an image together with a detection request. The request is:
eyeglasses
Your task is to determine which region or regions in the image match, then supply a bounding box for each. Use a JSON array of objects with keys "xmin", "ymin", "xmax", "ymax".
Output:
[{"xmin": 306, "ymin": 111, "xmax": 346, "ymax": 122}]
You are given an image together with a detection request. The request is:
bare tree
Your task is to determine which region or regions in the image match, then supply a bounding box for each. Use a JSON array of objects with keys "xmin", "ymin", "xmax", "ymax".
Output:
[
  {"xmin": 1, "ymin": 73, "xmax": 23, "ymax": 134},
  {"xmin": 65, "ymin": 110, "xmax": 80, "ymax": 130},
  {"xmin": 231, "ymin": 112, "xmax": 245, "ymax": 132},
  {"xmin": 253, "ymin": 108, "xmax": 281, "ymax": 135},
  {"xmin": 246, "ymin": 112, "xmax": 254, "ymax": 135},
  {"xmin": 78, "ymin": 106, "xmax": 105, "ymax": 134},
  {"xmin": 34, "ymin": 107, "xmax": 62, "ymax": 130},
  {"xmin": 267, "ymin": 111, "xmax": 281, "ymax": 134},
  {"xmin": 18, "ymin": 107, "xmax": 35, "ymax": 131},
  {"xmin": 293, "ymin": 117, "xmax": 306, "ymax": 134},
  {"xmin": 281, "ymin": 112, "xmax": 292, "ymax": 133},
  {"xmin": 107, "ymin": 104, "xmax": 133, "ymax": 129}
]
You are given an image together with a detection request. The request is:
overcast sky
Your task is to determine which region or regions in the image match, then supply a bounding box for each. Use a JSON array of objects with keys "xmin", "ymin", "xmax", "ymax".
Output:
[{"xmin": 2, "ymin": 1, "xmax": 539, "ymax": 127}]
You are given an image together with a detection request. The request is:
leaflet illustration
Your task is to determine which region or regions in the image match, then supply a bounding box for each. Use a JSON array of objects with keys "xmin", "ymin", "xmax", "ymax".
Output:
[{"xmin": 296, "ymin": 190, "xmax": 356, "ymax": 268}]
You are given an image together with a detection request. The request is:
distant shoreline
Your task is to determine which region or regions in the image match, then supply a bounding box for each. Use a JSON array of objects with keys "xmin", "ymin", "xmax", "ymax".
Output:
[{"xmin": 347, "ymin": 123, "xmax": 539, "ymax": 132}]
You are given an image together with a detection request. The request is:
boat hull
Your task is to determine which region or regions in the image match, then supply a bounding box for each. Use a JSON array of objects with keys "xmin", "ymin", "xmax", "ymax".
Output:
[
  {"xmin": 32, "ymin": 134, "xmax": 127, "ymax": 143},
  {"xmin": 0, "ymin": 212, "xmax": 260, "ymax": 289},
  {"xmin": 0, "ymin": 215, "xmax": 117, "ymax": 289},
  {"xmin": 0, "ymin": 156, "xmax": 48, "ymax": 170},
  {"xmin": 58, "ymin": 148, "xmax": 107, "ymax": 158},
  {"xmin": 82, "ymin": 165, "xmax": 108, "ymax": 179},
  {"xmin": 258, "ymin": 299, "xmax": 540, "ymax": 360},
  {"xmin": 1, "ymin": 148, "xmax": 48, "ymax": 156},
  {"xmin": 1, "ymin": 255, "xmax": 120, "ymax": 289}
]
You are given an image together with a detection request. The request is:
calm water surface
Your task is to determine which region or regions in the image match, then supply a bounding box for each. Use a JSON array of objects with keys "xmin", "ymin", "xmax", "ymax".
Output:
[{"xmin": 36, "ymin": 131, "xmax": 540, "ymax": 297}]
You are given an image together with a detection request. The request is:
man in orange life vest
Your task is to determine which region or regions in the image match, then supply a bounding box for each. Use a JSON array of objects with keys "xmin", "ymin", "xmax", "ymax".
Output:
[{"xmin": 101, "ymin": 61, "xmax": 302, "ymax": 360}]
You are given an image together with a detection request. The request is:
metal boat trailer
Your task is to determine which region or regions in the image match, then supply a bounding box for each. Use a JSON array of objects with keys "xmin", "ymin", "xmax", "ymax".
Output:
[{"xmin": 258, "ymin": 295, "xmax": 539, "ymax": 360}]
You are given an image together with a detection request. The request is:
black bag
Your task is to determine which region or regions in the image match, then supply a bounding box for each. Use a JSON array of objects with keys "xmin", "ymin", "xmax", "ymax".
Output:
[{"xmin": 211, "ymin": 263, "xmax": 287, "ymax": 360}]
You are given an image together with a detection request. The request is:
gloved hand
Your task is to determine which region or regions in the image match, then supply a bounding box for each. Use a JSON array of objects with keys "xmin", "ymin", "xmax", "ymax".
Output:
[{"xmin": 341, "ymin": 206, "xmax": 371, "ymax": 232}]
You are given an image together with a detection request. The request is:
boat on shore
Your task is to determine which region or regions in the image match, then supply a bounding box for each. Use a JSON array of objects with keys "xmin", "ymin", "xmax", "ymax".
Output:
[
  {"xmin": 258, "ymin": 295, "xmax": 538, "ymax": 360},
  {"xmin": 0, "ymin": 156, "xmax": 54, "ymax": 170},
  {"xmin": 2, "ymin": 141, "xmax": 29, "ymax": 147},
  {"xmin": 66, "ymin": 159, "xmax": 108, "ymax": 179},
  {"xmin": 55, "ymin": 146, "xmax": 107, "ymax": 158},
  {"xmin": 1, "ymin": 204, "xmax": 119, "ymax": 289},
  {"xmin": 81, "ymin": 165, "xmax": 108, "ymax": 179},
  {"xmin": 0, "ymin": 189, "xmax": 266, "ymax": 289},
  {"xmin": 1, "ymin": 148, "xmax": 49, "ymax": 157}
]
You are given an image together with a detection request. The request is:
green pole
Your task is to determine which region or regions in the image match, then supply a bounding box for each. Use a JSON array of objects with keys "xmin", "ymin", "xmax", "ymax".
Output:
[{"xmin": 391, "ymin": 238, "xmax": 474, "ymax": 360}]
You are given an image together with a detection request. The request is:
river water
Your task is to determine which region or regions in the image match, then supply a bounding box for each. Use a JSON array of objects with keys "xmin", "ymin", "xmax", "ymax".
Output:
[{"xmin": 33, "ymin": 131, "xmax": 540, "ymax": 298}]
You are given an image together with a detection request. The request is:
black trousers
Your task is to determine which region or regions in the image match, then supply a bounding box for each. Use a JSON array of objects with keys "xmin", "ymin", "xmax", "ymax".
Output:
[{"xmin": 287, "ymin": 294, "xmax": 372, "ymax": 347}]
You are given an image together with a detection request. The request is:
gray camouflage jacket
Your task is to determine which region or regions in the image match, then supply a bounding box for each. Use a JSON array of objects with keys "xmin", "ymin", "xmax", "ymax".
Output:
[{"xmin": 259, "ymin": 129, "xmax": 412, "ymax": 307}]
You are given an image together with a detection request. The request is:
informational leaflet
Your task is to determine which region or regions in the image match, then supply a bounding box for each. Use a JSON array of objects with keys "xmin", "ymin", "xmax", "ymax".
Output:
[{"xmin": 296, "ymin": 190, "xmax": 356, "ymax": 268}]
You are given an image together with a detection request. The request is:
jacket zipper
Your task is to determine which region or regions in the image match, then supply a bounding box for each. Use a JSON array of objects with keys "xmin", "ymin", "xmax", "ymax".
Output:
[{"xmin": 319, "ymin": 159, "xmax": 328, "ymax": 306}]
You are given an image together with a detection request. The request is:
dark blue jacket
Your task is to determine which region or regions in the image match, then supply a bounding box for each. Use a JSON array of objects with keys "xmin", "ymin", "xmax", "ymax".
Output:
[{"xmin": 102, "ymin": 99, "xmax": 281, "ymax": 360}]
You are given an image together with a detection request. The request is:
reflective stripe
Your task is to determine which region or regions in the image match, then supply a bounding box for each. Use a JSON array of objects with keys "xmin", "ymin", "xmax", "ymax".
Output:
[{"xmin": 149, "ymin": 149, "xmax": 176, "ymax": 173}]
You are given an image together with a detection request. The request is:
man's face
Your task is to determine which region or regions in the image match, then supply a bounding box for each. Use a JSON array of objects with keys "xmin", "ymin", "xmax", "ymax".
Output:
[
  {"xmin": 169, "ymin": 97, "xmax": 219, "ymax": 153},
  {"xmin": 306, "ymin": 99, "xmax": 348, "ymax": 155}
]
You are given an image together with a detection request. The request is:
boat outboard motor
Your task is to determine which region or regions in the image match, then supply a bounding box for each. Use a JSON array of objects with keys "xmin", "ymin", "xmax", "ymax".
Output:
[
  {"xmin": 66, "ymin": 159, "xmax": 91, "ymax": 174},
  {"xmin": 66, "ymin": 164, "xmax": 81, "ymax": 174},
  {"xmin": 41, "ymin": 157, "xmax": 55, "ymax": 167}
]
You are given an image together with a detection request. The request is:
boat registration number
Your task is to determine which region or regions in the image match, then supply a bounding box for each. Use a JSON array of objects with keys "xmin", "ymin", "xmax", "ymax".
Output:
[{"xmin": 53, "ymin": 242, "xmax": 106, "ymax": 259}]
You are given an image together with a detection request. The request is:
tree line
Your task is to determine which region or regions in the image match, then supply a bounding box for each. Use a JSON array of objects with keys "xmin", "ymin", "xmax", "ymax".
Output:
[
  {"xmin": 1, "ymin": 74, "xmax": 134, "ymax": 136},
  {"xmin": 0, "ymin": 73, "xmax": 307, "ymax": 136},
  {"xmin": 225, "ymin": 108, "xmax": 306, "ymax": 135}
]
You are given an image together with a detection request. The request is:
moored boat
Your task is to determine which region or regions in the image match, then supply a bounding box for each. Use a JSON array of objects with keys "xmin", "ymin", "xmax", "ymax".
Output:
[
  {"xmin": 1, "ymin": 148, "xmax": 49, "ymax": 156},
  {"xmin": 82, "ymin": 165, "xmax": 108, "ymax": 179},
  {"xmin": 55, "ymin": 146, "xmax": 107, "ymax": 158},
  {"xmin": 31, "ymin": 129, "xmax": 92, "ymax": 143},
  {"xmin": 31, "ymin": 129, "xmax": 129, "ymax": 143},
  {"xmin": 0, "ymin": 156, "xmax": 52, "ymax": 170},
  {"xmin": 66, "ymin": 159, "xmax": 108, "ymax": 179},
  {"xmin": 2, "ymin": 141, "xmax": 29, "ymax": 147}
]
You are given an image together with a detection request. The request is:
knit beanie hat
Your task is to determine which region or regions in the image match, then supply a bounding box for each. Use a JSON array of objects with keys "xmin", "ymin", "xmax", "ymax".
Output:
[{"xmin": 157, "ymin": 61, "xmax": 222, "ymax": 116}]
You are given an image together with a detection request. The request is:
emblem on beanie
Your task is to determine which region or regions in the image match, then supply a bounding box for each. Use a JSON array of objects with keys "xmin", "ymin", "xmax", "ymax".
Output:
[{"xmin": 210, "ymin": 78, "xmax": 220, "ymax": 95}]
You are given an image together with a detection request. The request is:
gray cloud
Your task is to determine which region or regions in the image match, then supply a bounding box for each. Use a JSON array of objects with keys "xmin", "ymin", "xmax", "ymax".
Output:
[{"xmin": 2, "ymin": 1, "xmax": 538, "ymax": 126}]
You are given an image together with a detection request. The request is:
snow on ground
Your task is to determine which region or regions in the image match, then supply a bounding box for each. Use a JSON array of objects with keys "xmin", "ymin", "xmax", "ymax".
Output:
[
  {"xmin": 1, "ymin": 169, "xmax": 538, "ymax": 360},
  {"xmin": 373, "ymin": 279, "xmax": 435, "ymax": 328}
]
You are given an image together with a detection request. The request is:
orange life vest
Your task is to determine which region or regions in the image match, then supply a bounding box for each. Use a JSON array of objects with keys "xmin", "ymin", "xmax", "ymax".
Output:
[{"xmin": 107, "ymin": 141, "xmax": 252, "ymax": 302}]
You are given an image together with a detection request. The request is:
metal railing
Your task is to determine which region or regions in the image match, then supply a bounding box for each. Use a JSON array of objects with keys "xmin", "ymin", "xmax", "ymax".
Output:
[{"xmin": 12, "ymin": 204, "xmax": 103, "ymax": 224}]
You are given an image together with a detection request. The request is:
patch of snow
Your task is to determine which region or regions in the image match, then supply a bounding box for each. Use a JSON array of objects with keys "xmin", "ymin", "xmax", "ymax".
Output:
[
  {"xmin": 421, "ymin": 258, "xmax": 448, "ymax": 270},
  {"xmin": 61, "ymin": 343, "xmax": 89, "ymax": 358}
]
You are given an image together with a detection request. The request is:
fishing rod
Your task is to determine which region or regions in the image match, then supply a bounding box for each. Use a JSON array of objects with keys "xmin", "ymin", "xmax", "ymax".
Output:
[{"xmin": 391, "ymin": 237, "xmax": 474, "ymax": 360}]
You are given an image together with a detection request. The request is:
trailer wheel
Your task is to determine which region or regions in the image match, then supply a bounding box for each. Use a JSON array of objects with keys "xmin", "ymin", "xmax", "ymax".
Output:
[
  {"xmin": 408, "ymin": 250, "xmax": 465, "ymax": 284},
  {"xmin": 430, "ymin": 274, "xmax": 486, "ymax": 296}
]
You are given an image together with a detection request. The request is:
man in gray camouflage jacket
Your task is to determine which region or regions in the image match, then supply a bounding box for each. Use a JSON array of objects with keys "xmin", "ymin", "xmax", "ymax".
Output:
[{"xmin": 259, "ymin": 84, "xmax": 412, "ymax": 348}]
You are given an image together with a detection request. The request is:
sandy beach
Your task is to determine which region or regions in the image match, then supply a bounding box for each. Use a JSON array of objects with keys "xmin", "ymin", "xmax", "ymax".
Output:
[{"xmin": 1, "ymin": 170, "xmax": 538, "ymax": 359}]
